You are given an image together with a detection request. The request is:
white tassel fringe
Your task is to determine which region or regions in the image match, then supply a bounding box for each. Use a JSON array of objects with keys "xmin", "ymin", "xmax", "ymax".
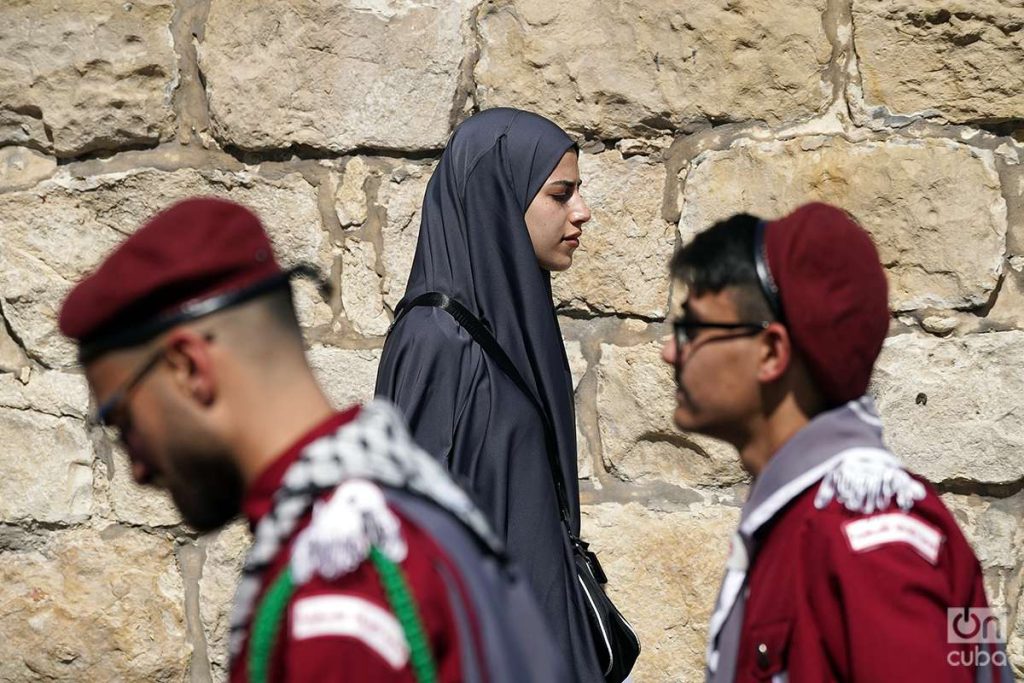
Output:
[{"xmin": 814, "ymin": 448, "xmax": 926, "ymax": 514}]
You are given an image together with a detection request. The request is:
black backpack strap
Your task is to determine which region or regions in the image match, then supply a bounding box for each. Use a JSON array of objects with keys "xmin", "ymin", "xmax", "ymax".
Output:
[{"xmin": 390, "ymin": 292, "xmax": 576, "ymax": 535}]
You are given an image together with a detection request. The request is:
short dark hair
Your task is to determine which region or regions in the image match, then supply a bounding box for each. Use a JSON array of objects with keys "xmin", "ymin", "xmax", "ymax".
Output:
[{"xmin": 670, "ymin": 213, "xmax": 774, "ymax": 321}]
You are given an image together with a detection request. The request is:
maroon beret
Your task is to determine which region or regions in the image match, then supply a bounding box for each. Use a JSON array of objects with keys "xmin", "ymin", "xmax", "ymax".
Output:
[
  {"xmin": 762, "ymin": 202, "xmax": 889, "ymax": 406},
  {"xmin": 60, "ymin": 197, "xmax": 284, "ymax": 361}
]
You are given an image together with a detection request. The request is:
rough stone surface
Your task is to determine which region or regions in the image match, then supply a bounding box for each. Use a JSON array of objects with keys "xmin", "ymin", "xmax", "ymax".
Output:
[
  {"xmin": 552, "ymin": 150, "xmax": 674, "ymax": 318},
  {"xmin": 854, "ymin": 0, "xmax": 1024, "ymax": 123},
  {"xmin": 581, "ymin": 501, "xmax": 739, "ymax": 682},
  {"xmin": 872, "ymin": 331, "xmax": 1024, "ymax": 485},
  {"xmin": 201, "ymin": 1, "xmax": 472, "ymax": 152},
  {"xmin": 681, "ymin": 137, "xmax": 1007, "ymax": 312},
  {"xmin": 0, "ymin": 147, "xmax": 56, "ymax": 191},
  {"xmin": 565, "ymin": 341, "xmax": 593, "ymax": 480},
  {"xmin": 103, "ymin": 447, "xmax": 182, "ymax": 528},
  {"xmin": 0, "ymin": 1, "xmax": 177, "ymax": 157},
  {"xmin": 336, "ymin": 157, "xmax": 371, "ymax": 228},
  {"xmin": 987, "ymin": 261, "xmax": 1024, "ymax": 330},
  {"xmin": 942, "ymin": 492, "xmax": 1024, "ymax": 675},
  {"xmin": 0, "ymin": 409, "xmax": 92, "ymax": 523},
  {"xmin": 0, "ymin": 370, "xmax": 88, "ymax": 419},
  {"xmin": 199, "ymin": 522, "xmax": 251, "ymax": 682},
  {"xmin": 307, "ymin": 345, "xmax": 383, "ymax": 409},
  {"xmin": 378, "ymin": 161, "xmax": 434, "ymax": 309},
  {"xmin": 341, "ymin": 239, "xmax": 390, "ymax": 336},
  {"xmin": 0, "ymin": 313, "xmax": 29, "ymax": 374},
  {"xmin": 597, "ymin": 341, "xmax": 746, "ymax": 487},
  {"xmin": 0, "ymin": 168, "xmax": 325, "ymax": 368},
  {"xmin": 476, "ymin": 0, "xmax": 832, "ymax": 138},
  {"xmin": 0, "ymin": 526, "xmax": 188, "ymax": 681}
]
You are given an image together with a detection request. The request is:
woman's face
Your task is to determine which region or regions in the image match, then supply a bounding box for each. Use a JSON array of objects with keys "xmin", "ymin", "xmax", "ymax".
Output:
[{"xmin": 525, "ymin": 150, "xmax": 591, "ymax": 271}]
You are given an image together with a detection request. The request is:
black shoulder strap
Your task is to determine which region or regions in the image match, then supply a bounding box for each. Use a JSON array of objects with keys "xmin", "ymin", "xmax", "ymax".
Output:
[{"xmin": 391, "ymin": 292, "xmax": 575, "ymax": 534}]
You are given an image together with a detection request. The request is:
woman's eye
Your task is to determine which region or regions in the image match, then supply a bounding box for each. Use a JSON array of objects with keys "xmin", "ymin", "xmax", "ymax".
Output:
[{"xmin": 553, "ymin": 191, "xmax": 572, "ymax": 203}]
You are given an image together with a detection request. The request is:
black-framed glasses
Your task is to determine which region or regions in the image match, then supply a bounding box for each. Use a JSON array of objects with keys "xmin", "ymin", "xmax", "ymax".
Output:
[
  {"xmin": 88, "ymin": 347, "xmax": 167, "ymax": 429},
  {"xmin": 673, "ymin": 319, "xmax": 771, "ymax": 350}
]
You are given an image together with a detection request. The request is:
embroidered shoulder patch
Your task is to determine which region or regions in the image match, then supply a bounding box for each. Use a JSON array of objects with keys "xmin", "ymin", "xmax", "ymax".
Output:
[
  {"xmin": 842, "ymin": 513, "xmax": 944, "ymax": 565},
  {"xmin": 291, "ymin": 595, "xmax": 409, "ymax": 669}
]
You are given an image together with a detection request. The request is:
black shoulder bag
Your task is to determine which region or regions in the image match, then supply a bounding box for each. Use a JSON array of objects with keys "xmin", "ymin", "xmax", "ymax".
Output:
[{"xmin": 391, "ymin": 292, "xmax": 640, "ymax": 683}]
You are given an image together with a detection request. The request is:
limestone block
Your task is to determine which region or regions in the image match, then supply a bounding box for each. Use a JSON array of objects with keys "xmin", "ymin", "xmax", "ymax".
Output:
[
  {"xmin": 307, "ymin": 345, "xmax": 383, "ymax": 410},
  {"xmin": 597, "ymin": 341, "xmax": 746, "ymax": 487},
  {"xmin": 681, "ymin": 138, "xmax": 1006, "ymax": 312},
  {"xmin": 0, "ymin": 409, "xmax": 92, "ymax": 523},
  {"xmin": 336, "ymin": 157, "xmax": 372, "ymax": 228},
  {"xmin": 854, "ymin": 0, "xmax": 1024, "ymax": 122},
  {"xmin": 0, "ymin": 314, "xmax": 29, "ymax": 374},
  {"xmin": 104, "ymin": 447, "xmax": 182, "ymax": 528},
  {"xmin": 0, "ymin": 1, "xmax": 176, "ymax": 157},
  {"xmin": 378, "ymin": 162, "xmax": 434, "ymax": 309},
  {"xmin": 292, "ymin": 278, "xmax": 335, "ymax": 330},
  {"xmin": 0, "ymin": 526, "xmax": 188, "ymax": 681},
  {"xmin": 0, "ymin": 147, "xmax": 56, "ymax": 191},
  {"xmin": 476, "ymin": 0, "xmax": 831, "ymax": 138},
  {"xmin": 0, "ymin": 169, "xmax": 324, "ymax": 369},
  {"xmin": 0, "ymin": 370, "xmax": 88, "ymax": 419},
  {"xmin": 987, "ymin": 261, "xmax": 1024, "ymax": 330},
  {"xmin": 552, "ymin": 151, "xmax": 674, "ymax": 318},
  {"xmin": 873, "ymin": 331, "xmax": 1024, "ymax": 485},
  {"xmin": 199, "ymin": 522, "xmax": 252, "ymax": 681},
  {"xmin": 942, "ymin": 492, "xmax": 1024, "ymax": 675},
  {"xmin": 581, "ymin": 501, "xmax": 739, "ymax": 682},
  {"xmin": 565, "ymin": 341, "xmax": 592, "ymax": 479},
  {"xmin": 942, "ymin": 493, "xmax": 1024, "ymax": 608},
  {"xmin": 342, "ymin": 239, "xmax": 390, "ymax": 336},
  {"xmin": 201, "ymin": 1, "xmax": 472, "ymax": 152}
]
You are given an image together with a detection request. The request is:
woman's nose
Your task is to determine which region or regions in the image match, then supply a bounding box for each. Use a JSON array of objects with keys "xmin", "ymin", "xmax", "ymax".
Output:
[{"xmin": 573, "ymin": 195, "xmax": 592, "ymax": 225}]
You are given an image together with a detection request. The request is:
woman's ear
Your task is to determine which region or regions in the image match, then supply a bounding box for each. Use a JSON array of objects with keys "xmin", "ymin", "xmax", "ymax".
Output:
[
  {"xmin": 163, "ymin": 329, "xmax": 216, "ymax": 405},
  {"xmin": 757, "ymin": 322, "xmax": 791, "ymax": 384}
]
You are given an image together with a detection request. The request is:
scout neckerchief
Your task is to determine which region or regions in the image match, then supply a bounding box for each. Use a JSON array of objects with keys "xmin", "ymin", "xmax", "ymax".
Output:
[
  {"xmin": 706, "ymin": 397, "xmax": 926, "ymax": 683},
  {"xmin": 227, "ymin": 400, "xmax": 501, "ymax": 670}
]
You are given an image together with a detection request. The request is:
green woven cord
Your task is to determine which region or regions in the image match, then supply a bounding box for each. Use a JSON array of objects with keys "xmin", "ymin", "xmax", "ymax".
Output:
[
  {"xmin": 249, "ymin": 566, "xmax": 296, "ymax": 683},
  {"xmin": 369, "ymin": 546, "xmax": 438, "ymax": 683},
  {"xmin": 247, "ymin": 549, "xmax": 438, "ymax": 683}
]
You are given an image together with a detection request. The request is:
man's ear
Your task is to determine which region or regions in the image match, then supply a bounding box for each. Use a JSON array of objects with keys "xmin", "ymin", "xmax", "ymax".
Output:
[
  {"xmin": 162, "ymin": 328, "xmax": 216, "ymax": 405},
  {"xmin": 757, "ymin": 322, "xmax": 791, "ymax": 383}
]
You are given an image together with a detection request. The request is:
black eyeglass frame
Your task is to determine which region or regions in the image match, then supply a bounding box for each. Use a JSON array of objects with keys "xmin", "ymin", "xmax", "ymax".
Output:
[
  {"xmin": 671, "ymin": 319, "xmax": 772, "ymax": 386},
  {"xmin": 88, "ymin": 346, "xmax": 167, "ymax": 428}
]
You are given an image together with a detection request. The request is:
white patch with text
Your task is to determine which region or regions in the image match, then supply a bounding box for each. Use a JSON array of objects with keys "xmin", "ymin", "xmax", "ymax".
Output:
[
  {"xmin": 291, "ymin": 595, "xmax": 409, "ymax": 669},
  {"xmin": 843, "ymin": 513, "xmax": 943, "ymax": 564}
]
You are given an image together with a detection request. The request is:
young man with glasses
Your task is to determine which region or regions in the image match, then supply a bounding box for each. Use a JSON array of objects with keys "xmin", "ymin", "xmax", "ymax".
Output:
[
  {"xmin": 662, "ymin": 203, "xmax": 1010, "ymax": 682},
  {"xmin": 59, "ymin": 197, "xmax": 567, "ymax": 683}
]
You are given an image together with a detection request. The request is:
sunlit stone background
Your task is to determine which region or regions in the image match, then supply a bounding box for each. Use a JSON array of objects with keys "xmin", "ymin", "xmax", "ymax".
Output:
[{"xmin": 0, "ymin": 1, "xmax": 1021, "ymax": 680}]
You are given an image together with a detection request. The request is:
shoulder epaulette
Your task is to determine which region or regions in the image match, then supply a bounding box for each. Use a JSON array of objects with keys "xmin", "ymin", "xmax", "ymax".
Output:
[
  {"xmin": 813, "ymin": 447, "xmax": 926, "ymax": 515},
  {"xmin": 291, "ymin": 478, "xmax": 408, "ymax": 585}
]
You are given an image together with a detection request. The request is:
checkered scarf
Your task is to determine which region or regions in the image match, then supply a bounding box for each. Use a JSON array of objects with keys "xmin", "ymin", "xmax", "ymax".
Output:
[{"xmin": 227, "ymin": 399, "xmax": 499, "ymax": 661}]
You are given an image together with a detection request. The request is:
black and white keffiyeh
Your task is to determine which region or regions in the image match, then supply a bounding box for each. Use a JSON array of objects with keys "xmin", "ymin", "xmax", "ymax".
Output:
[{"xmin": 227, "ymin": 399, "xmax": 500, "ymax": 661}]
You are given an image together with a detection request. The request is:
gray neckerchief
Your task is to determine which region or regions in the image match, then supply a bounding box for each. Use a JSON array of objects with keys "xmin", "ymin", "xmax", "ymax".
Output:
[
  {"xmin": 706, "ymin": 397, "xmax": 925, "ymax": 683},
  {"xmin": 227, "ymin": 399, "xmax": 501, "ymax": 662}
]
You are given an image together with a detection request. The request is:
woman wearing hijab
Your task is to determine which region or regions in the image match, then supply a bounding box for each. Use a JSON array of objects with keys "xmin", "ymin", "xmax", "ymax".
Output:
[{"xmin": 375, "ymin": 108, "xmax": 603, "ymax": 680}]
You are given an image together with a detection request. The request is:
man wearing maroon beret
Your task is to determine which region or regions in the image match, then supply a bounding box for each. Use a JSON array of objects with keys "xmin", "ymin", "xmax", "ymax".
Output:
[
  {"xmin": 59, "ymin": 197, "xmax": 567, "ymax": 683},
  {"xmin": 662, "ymin": 203, "xmax": 1012, "ymax": 682}
]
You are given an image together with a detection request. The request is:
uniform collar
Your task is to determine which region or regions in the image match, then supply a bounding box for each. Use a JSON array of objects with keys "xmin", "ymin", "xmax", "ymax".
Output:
[
  {"xmin": 738, "ymin": 397, "xmax": 885, "ymax": 539},
  {"xmin": 242, "ymin": 405, "xmax": 361, "ymax": 528}
]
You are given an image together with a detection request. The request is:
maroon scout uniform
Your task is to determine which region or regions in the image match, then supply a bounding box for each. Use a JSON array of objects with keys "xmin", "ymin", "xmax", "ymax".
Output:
[
  {"xmin": 227, "ymin": 401, "xmax": 569, "ymax": 683},
  {"xmin": 229, "ymin": 407, "xmax": 464, "ymax": 683},
  {"xmin": 706, "ymin": 399, "xmax": 1010, "ymax": 683}
]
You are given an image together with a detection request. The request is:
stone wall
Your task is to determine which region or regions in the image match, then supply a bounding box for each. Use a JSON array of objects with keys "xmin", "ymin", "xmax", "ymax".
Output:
[{"xmin": 0, "ymin": 1, "xmax": 1021, "ymax": 680}]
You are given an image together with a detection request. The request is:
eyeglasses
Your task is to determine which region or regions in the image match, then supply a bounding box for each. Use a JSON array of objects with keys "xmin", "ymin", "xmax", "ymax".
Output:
[
  {"xmin": 671, "ymin": 319, "xmax": 772, "ymax": 385},
  {"xmin": 673, "ymin": 319, "xmax": 772, "ymax": 350},
  {"xmin": 88, "ymin": 346, "xmax": 167, "ymax": 429}
]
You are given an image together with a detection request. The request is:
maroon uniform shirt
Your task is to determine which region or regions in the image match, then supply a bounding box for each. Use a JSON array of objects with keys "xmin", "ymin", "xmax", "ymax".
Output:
[{"xmin": 229, "ymin": 408, "xmax": 465, "ymax": 683}]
